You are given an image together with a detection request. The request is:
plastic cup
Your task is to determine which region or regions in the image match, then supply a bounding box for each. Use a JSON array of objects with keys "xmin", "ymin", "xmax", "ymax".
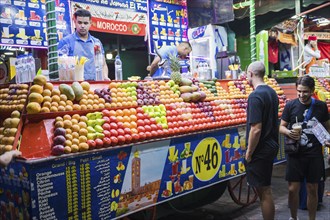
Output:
[{"xmin": 292, "ymin": 123, "xmax": 302, "ymax": 135}]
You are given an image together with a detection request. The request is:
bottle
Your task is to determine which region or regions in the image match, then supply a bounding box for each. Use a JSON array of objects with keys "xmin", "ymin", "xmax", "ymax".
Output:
[
  {"xmin": 95, "ymin": 52, "xmax": 103, "ymax": 81},
  {"xmin": 115, "ymin": 55, "xmax": 123, "ymax": 80},
  {"xmin": 28, "ymin": 54, "xmax": 36, "ymax": 82},
  {"xmin": 15, "ymin": 56, "xmax": 22, "ymax": 84},
  {"xmin": 259, "ymin": 40, "xmax": 265, "ymax": 62}
]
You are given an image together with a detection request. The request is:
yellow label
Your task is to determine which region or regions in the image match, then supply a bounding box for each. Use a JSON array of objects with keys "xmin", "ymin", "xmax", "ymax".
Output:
[{"xmin": 192, "ymin": 137, "xmax": 222, "ymax": 181}]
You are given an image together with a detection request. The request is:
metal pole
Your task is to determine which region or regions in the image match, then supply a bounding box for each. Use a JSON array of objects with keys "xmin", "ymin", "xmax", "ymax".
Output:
[
  {"xmin": 295, "ymin": 0, "xmax": 304, "ymax": 76},
  {"xmin": 249, "ymin": 0, "xmax": 256, "ymax": 62}
]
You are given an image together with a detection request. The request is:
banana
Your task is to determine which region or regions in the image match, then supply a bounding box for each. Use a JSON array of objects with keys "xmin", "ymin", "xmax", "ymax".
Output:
[
  {"xmin": 111, "ymin": 189, "xmax": 115, "ymax": 198},
  {"xmin": 115, "ymin": 189, "xmax": 119, "ymax": 197}
]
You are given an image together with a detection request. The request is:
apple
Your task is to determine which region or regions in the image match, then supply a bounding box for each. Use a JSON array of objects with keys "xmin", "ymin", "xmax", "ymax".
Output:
[
  {"xmin": 132, "ymin": 133, "xmax": 140, "ymax": 142},
  {"xmin": 110, "ymin": 122, "xmax": 118, "ymax": 130},
  {"xmin": 110, "ymin": 136, "xmax": 118, "ymax": 146},
  {"xmin": 102, "ymin": 116, "xmax": 111, "ymax": 124},
  {"xmin": 124, "ymin": 127, "xmax": 131, "ymax": 135},
  {"xmin": 87, "ymin": 140, "xmax": 96, "ymax": 150},
  {"xmin": 103, "ymin": 137, "xmax": 111, "ymax": 147},
  {"xmin": 117, "ymin": 135, "xmax": 126, "ymax": 144},
  {"xmin": 117, "ymin": 128, "xmax": 125, "ymax": 136},
  {"xmin": 102, "ymin": 123, "xmax": 111, "ymax": 131},
  {"xmin": 95, "ymin": 138, "xmax": 103, "ymax": 148},
  {"xmin": 110, "ymin": 129, "xmax": 118, "ymax": 137},
  {"xmin": 102, "ymin": 109, "xmax": 110, "ymax": 117},
  {"xmin": 124, "ymin": 134, "xmax": 132, "ymax": 143},
  {"xmin": 103, "ymin": 130, "xmax": 111, "ymax": 138}
]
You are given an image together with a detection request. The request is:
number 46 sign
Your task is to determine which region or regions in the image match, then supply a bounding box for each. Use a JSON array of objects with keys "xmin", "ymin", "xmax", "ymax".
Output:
[{"xmin": 192, "ymin": 137, "xmax": 222, "ymax": 181}]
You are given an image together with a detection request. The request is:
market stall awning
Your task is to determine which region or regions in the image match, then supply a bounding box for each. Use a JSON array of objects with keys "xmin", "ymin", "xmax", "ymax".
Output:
[{"xmin": 234, "ymin": 0, "xmax": 330, "ymax": 18}]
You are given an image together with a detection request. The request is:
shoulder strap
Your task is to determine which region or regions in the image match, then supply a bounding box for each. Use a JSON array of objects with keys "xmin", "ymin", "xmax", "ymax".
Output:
[{"xmin": 304, "ymin": 98, "xmax": 315, "ymax": 122}]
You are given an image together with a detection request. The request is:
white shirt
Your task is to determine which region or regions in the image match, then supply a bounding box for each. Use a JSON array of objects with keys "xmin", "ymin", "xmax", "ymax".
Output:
[{"xmin": 304, "ymin": 43, "xmax": 321, "ymax": 66}]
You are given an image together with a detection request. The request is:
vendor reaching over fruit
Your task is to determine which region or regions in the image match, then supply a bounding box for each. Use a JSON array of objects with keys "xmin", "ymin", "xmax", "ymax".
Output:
[
  {"xmin": 147, "ymin": 41, "xmax": 192, "ymax": 78},
  {"xmin": 58, "ymin": 9, "xmax": 109, "ymax": 81}
]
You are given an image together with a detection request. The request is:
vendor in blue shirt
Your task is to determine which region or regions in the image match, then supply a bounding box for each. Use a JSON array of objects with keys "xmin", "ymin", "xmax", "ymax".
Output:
[
  {"xmin": 147, "ymin": 42, "xmax": 192, "ymax": 78},
  {"xmin": 58, "ymin": 9, "xmax": 109, "ymax": 80}
]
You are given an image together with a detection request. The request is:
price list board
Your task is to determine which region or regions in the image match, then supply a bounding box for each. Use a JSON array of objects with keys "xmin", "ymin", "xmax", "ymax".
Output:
[
  {"xmin": 28, "ymin": 147, "xmax": 131, "ymax": 219},
  {"xmin": 0, "ymin": 0, "xmax": 71, "ymax": 48},
  {"xmin": 148, "ymin": 0, "xmax": 188, "ymax": 54}
]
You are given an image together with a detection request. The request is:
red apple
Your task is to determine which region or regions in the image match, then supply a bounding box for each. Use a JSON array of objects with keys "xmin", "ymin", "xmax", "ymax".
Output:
[
  {"xmin": 137, "ymin": 119, "xmax": 145, "ymax": 127},
  {"xmin": 110, "ymin": 136, "xmax": 118, "ymax": 146},
  {"xmin": 117, "ymin": 128, "xmax": 125, "ymax": 136},
  {"xmin": 124, "ymin": 134, "xmax": 132, "ymax": 143},
  {"xmin": 95, "ymin": 138, "xmax": 103, "ymax": 148},
  {"xmin": 103, "ymin": 137, "xmax": 111, "ymax": 147},
  {"xmin": 110, "ymin": 122, "xmax": 118, "ymax": 130},
  {"xmin": 102, "ymin": 116, "xmax": 111, "ymax": 124},
  {"xmin": 124, "ymin": 127, "xmax": 131, "ymax": 135},
  {"xmin": 109, "ymin": 116, "xmax": 117, "ymax": 122},
  {"xmin": 137, "ymin": 126, "xmax": 145, "ymax": 133},
  {"xmin": 102, "ymin": 109, "xmax": 110, "ymax": 117},
  {"xmin": 144, "ymin": 125, "xmax": 152, "ymax": 132},
  {"xmin": 132, "ymin": 133, "xmax": 140, "ymax": 141},
  {"xmin": 150, "ymin": 124, "xmax": 158, "ymax": 131},
  {"xmin": 102, "ymin": 123, "xmax": 111, "ymax": 131},
  {"xmin": 110, "ymin": 129, "xmax": 118, "ymax": 137},
  {"xmin": 87, "ymin": 140, "xmax": 96, "ymax": 150},
  {"xmin": 117, "ymin": 135, "xmax": 126, "ymax": 144},
  {"xmin": 103, "ymin": 130, "xmax": 111, "ymax": 138}
]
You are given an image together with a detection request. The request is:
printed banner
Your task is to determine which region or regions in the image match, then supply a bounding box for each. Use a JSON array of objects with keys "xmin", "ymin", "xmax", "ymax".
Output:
[
  {"xmin": 71, "ymin": 0, "xmax": 147, "ymax": 36},
  {"xmin": 0, "ymin": 0, "xmax": 71, "ymax": 48},
  {"xmin": 148, "ymin": 0, "xmax": 188, "ymax": 54}
]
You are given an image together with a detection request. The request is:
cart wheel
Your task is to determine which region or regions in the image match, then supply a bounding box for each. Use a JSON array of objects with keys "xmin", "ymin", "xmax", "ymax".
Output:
[{"xmin": 227, "ymin": 175, "xmax": 258, "ymax": 206}]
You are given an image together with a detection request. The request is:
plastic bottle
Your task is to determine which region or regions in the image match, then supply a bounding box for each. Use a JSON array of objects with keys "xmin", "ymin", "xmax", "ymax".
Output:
[
  {"xmin": 95, "ymin": 52, "xmax": 103, "ymax": 81},
  {"xmin": 15, "ymin": 56, "xmax": 22, "ymax": 84},
  {"xmin": 28, "ymin": 54, "xmax": 36, "ymax": 82},
  {"xmin": 21, "ymin": 55, "xmax": 29, "ymax": 83},
  {"xmin": 115, "ymin": 55, "xmax": 123, "ymax": 80},
  {"xmin": 259, "ymin": 40, "xmax": 265, "ymax": 62}
]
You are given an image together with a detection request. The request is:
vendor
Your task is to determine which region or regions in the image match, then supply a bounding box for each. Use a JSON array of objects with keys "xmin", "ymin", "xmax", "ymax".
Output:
[
  {"xmin": 304, "ymin": 35, "xmax": 321, "ymax": 74},
  {"xmin": 147, "ymin": 42, "xmax": 192, "ymax": 78},
  {"xmin": 58, "ymin": 9, "xmax": 109, "ymax": 80}
]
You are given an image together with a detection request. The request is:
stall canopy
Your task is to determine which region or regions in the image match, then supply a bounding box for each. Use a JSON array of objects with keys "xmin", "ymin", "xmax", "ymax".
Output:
[{"xmin": 231, "ymin": 0, "xmax": 330, "ymax": 36}]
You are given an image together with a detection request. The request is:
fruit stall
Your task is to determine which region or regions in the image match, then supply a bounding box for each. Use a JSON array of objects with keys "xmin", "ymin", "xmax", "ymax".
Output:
[{"xmin": 2, "ymin": 75, "xmax": 328, "ymax": 220}]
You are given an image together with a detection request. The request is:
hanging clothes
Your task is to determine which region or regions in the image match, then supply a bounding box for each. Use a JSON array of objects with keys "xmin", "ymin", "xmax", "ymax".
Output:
[{"xmin": 268, "ymin": 39, "xmax": 279, "ymax": 64}]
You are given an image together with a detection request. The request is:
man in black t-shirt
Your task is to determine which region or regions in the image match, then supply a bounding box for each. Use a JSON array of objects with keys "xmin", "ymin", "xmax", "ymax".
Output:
[
  {"xmin": 245, "ymin": 61, "xmax": 279, "ymax": 220},
  {"xmin": 280, "ymin": 75, "xmax": 330, "ymax": 220}
]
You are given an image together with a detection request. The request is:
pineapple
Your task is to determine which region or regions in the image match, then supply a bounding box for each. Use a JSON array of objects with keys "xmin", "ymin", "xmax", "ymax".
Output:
[{"xmin": 169, "ymin": 54, "xmax": 182, "ymax": 84}]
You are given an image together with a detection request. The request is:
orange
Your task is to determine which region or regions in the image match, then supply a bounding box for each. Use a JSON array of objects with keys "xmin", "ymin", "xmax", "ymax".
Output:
[
  {"xmin": 123, "ymin": 122, "xmax": 131, "ymax": 128},
  {"xmin": 123, "ymin": 109, "xmax": 130, "ymax": 116},
  {"xmin": 117, "ymin": 116, "xmax": 124, "ymax": 122},
  {"xmin": 116, "ymin": 109, "xmax": 124, "ymax": 116},
  {"xmin": 123, "ymin": 116, "xmax": 131, "ymax": 123},
  {"xmin": 130, "ymin": 121, "xmax": 137, "ymax": 128},
  {"xmin": 129, "ymin": 108, "xmax": 137, "ymax": 115},
  {"xmin": 130, "ymin": 115, "xmax": 137, "ymax": 122}
]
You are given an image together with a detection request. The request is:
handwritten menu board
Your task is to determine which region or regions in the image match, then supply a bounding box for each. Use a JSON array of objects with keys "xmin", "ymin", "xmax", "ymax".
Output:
[
  {"xmin": 0, "ymin": 0, "xmax": 71, "ymax": 48},
  {"xmin": 26, "ymin": 148, "xmax": 130, "ymax": 219},
  {"xmin": 148, "ymin": 0, "xmax": 188, "ymax": 54}
]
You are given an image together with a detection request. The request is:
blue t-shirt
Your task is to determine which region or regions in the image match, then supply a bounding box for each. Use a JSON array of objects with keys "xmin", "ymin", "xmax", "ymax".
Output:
[
  {"xmin": 58, "ymin": 32, "xmax": 105, "ymax": 80},
  {"xmin": 153, "ymin": 45, "xmax": 178, "ymax": 78}
]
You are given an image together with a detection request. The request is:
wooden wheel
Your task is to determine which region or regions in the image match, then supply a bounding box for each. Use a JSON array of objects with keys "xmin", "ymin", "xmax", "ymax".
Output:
[{"xmin": 227, "ymin": 175, "xmax": 258, "ymax": 206}]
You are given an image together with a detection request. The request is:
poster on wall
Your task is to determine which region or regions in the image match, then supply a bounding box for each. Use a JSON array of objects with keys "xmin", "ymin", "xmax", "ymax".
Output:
[
  {"xmin": 70, "ymin": 0, "xmax": 147, "ymax": 36},
  {"xmin": 0, "ymin": 0, "xmax": 71, "ymax": 48},
  {"xmin": 148, "ymin": 0, "xmax": 188, "ymax": 54}
]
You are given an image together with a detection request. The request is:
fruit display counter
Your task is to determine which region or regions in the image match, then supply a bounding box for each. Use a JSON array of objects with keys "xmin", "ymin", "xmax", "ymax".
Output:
[{"xmin": 0, "ymin": 76, "xmax": 288, "ymax": 219}]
